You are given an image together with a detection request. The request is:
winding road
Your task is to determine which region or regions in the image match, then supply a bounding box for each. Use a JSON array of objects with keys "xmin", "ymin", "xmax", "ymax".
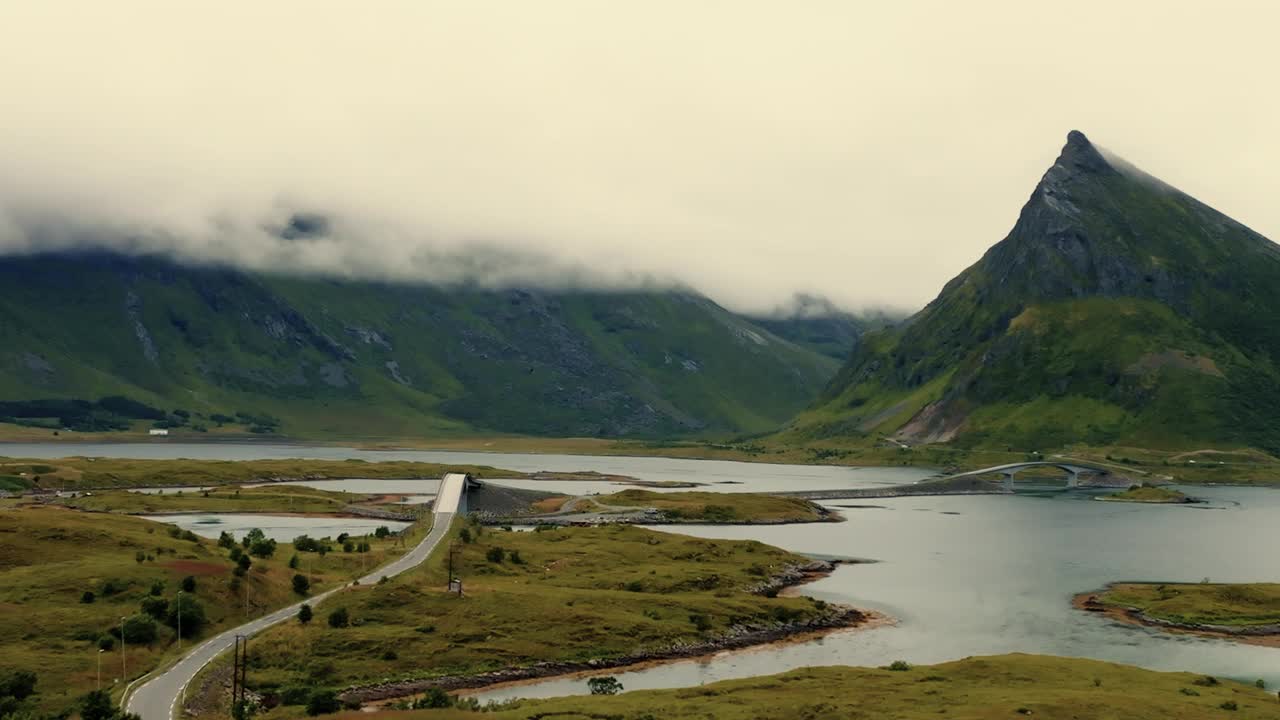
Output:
[{"xmin": 125, "ymin": 473, "xmax": 468, "ymax": 720}]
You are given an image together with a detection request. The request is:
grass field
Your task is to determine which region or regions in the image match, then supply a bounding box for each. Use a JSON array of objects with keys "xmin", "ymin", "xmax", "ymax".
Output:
[
  {"xmin": 585, "ymin": 489, "xmax": 832, "ymax": 522},
  {"xmin": 49, "ymin": 485, "xmax": 390, "ymax": 515},
  {"xmin": 342, "ymin": 654, "xmax": 1280, "ymax": 719},
  {"xmin": 1099, "ymin": 486, "xmax": 1190, "ymax": 503},
  {"xmin": 0, "ymin": 456, "xmax": 523, "ymax": 492},
  {"xmin": 1091, "ymin": 582, "xmax": 1280, "ymax": 628},
  {"xmin": 0, "ymin": 504, "xmax": 429, "ymax": 717},
  {"xmin": 233, "ymin": 523, "xmax": 836, "ymax": 707}
]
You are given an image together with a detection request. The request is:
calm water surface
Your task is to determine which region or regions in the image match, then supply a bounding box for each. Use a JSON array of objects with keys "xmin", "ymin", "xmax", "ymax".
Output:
[
  {"xmin": 10, "ymin": 444, "xmax": 1279, "ymax": 696},
  {"xmin": 149, "ymin": 513, "xmax": 410, "ymax": 542}
]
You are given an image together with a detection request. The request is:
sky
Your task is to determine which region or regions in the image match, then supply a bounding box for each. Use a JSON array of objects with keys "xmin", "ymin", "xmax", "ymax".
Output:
[{"xmin": 0, "ymin": 1, "xmax": 1277, "ymax": 314}]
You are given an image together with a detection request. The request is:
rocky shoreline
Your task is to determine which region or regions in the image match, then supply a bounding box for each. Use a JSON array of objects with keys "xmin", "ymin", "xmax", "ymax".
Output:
[
  {"xmin": 1074, "ymin": 591, "xmax": 1280, "ymax": 646},
  {"xmin": 338, "ymin": 560, "xmax": 872, "ymax": 705}
]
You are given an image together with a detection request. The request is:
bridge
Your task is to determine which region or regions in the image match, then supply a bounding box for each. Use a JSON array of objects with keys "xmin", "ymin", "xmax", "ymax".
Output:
[
  {"xmin": 942, "ymin": 461, "xmax": 1116, "ymax": 490},
  {"xmin": 126, "ymin": 472, "xmax": 472, "ymax": 720}
]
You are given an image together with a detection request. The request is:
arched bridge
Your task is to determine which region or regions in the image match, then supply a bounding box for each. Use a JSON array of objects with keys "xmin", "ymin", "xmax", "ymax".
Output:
[{"xmin": 943, "ymin": 461, "xmax": 1115, "ymax": 490}]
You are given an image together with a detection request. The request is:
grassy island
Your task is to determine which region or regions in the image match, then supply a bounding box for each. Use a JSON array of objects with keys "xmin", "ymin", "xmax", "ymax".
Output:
[
  {"xmin": 1080, "ymin": 582, "xmax": 1280, "ymax": 636},
  {"xmin": 1099, "ymin": 485, "xmax": 1189, "ymax": 503},
  {"xmin": 324, "ymin": 655, "xmax": 1280, "ymax": 719}
]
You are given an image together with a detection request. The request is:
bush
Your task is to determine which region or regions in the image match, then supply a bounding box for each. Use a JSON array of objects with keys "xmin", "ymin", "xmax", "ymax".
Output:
[
  {"xmin": 327, "ymin": 607, "xmax": 350, "ymax": 628},
  {"xmin": 587, "ymin": 676, "xmax": 623, "ymax": 696},
  {"xmin": 412, "ymin": 688, "xmax": 451, "ymax": 708},
  {"xmin": 135, "ymin": 551, "xmax": 146, "ymax": 564},
  {"xmin": 97, "ymin": 635, "xmax": 115, "ymax": 651},
  {"xmin": 140, "ymin": 596, "xmax": 169, "ymax": 620},
  {"xmin": 79, "ymin": 689, "xmax": 116, "ymax": 720},
  {"xmin": 181, "ymin": 576, "xmax": 196, "ymax": 592},
  {"xmin": 289, "ymin": 554, "xmax": 300, "ymax": 570},
  {"xmin": 486, "ymin": 547, "xmax": 505, "ymax": 563},
  {"xmin": 1, "ymin": 670, "xmax": 37, "ymax": 701},
  {"xmin": 149, "ymin": 580, "xmax": 165, "ymax": 596},
  {"xmin": 229, "ymin": 546, "xmax": 243, "ymax": 562},
  {"xmin": 81, "ymin": 591, "xmax": 96, "ymax": 604},
  {"xmin": 1220, "ymin": 701, "xmax": 1238, "ymax": 711},
  {"xmin": 374, "ymin": 526, "xmax": 391, "ymax": 539},
  {"xmin": 292, "ymin": 574, "xmax": 311, "ymax": 595},
  {"xmin": 459, "ymin": 528, "xmax": 472, "ymax": 544},
  {"xmin": 342, "ymin": 542, "xmax": 354, "ymax": 553},
  {"xmin": 119, "ymin": 614, "xmax": 158, "ymax": 644},
  {"xmin": 293, "ymin": 536, "xmax": 321, "ymax": 553},
  {"xmin": 298, "ymin": 604, "xmax": 313, "ymax": 624},
  {"xmin": 249, "ymin": 538, "xmax": 277, "ymax": 558},
  {"xmin": 306, "ymin": 690, "xmax": 341, "ymax": 716},
  {"xmin": 887, "ymin": 660, "xmax": 913, "ymax": 672},
  {"xmin": 280, "ymin": 686, "xmax": 311, "ymax": 706},
  {"xmin": 181, "ymin": 530, "xmax": 199, "ymax": 542},
  {"xmin": 688, "ymin": 614, "xmax": 713, "ymax": 632},
  {"xmin": 238, "ymin": 555, "xmax": 252, "ymax": 572},
  {"xmin": 509, "ymin": 550, "xmax": 524, "ymax": 565},
  {"xmin": 167, "ymin": 596, "xmax": 207, "ymax": 637}
]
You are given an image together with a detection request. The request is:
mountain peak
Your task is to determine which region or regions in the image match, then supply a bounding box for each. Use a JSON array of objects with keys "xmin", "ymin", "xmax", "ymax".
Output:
[{"xmin": 1054, "ymin": 129, "xmax": 1112, "ymax": 175}]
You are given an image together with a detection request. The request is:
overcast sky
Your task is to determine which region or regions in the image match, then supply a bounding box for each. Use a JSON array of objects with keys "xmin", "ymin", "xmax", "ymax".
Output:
[{"xmin": 1, "ymin": 1, "xmax": 1277, "ymax": 313}]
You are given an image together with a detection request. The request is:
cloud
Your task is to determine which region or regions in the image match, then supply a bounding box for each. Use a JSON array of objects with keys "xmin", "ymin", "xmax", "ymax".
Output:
[{"xmin": 0, "ymin": 1, "xmax": 1277, "ymax": 313}]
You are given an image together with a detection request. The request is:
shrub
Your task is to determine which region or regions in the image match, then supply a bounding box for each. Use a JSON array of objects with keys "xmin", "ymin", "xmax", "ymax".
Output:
[
  {"xmin": 509, "ymin": 550, "xmax": 524, "ymax": 565},
  {"xmin": 119, "ymin": 614, "xmax": 158, "ymax": 644},
  {"xmin": 298, "ymin": 604, "xmax": 313, "ymax": 624},
  {"xmin": 587, "ymin": 676, "xmax": 623, "ymax": 696},
  {"xmin": 1220, "ymin": 701, "xmax": 1238, "ymax": 711},
  {"xmin": 228, "ymin": 546, "xmax": 243, "ymax": 562},
  {"xmin": 249, "ymin": 538, "xmax": 277, "ymax": 558},
  {"xmin": 79, "ymin": 689, "xmax": 116, "ymax": 720},
  {"xmin": 688, "ymin": 614, "xmax": 712, "ymax": 632},
  {"xmin": 374, "ymin": 526, "xmax": 391, "ymax": 539},
  {"xmin": 181, "ymin": 530, "xmax": 199, "ymax": 542},
  {"xmin": 140, "ymin": 596, "xmax": 169, "ymax": 620},
  {"xmin": 181, "ymin": 576, "xmax": 196, "ymax": 592},
  {"xmin": 343, "ymin": 542, "xmax": 354, "ymax": 553},
  {"xmin": 293, "ymin": 536, "xmax": 320, "ymax": 552},
  {"xmin": 280, "ymin": 686, "xmax": 311, "ymax": 706},
  {"xmin": 306, "ymin": 690, "xmax": 341, "ymax": 716},
  {"xmin": 167, "ymin": 596, "xmax": 207, "ymax": 637},
  {"xmin": 1193, "ymin": 676, "xmax": 1220, "ymax": 687},
  {"xmin": 327, "ymin": 607, "xmax": 350, "ymax": 628},
  {"xmin": 459, "ymin": 528, "xmax": 472, "ymax": 544},
  {"xmin": 81, "ymin": 591, "xmax": 96, "ymax": 604},
  {"xmin": 238, "ymin": 555, "xmax": 252, "ymax": 572},
  {"xmin": 97, "ymin": 635, "xmax": 115, "ymax": 651},
  {"xmin": 149, "ymin": 580, "xmax": 165, "ymax": 596},
  {"xmin": 289, "ymin": 554, "xmax": 300, "ymax": 570},
  {"xmin": 1, "ymin": 670, "xmax": 37, "ymax": 701},
  {"xmin": 887, "ymin": 660, "xmax": 912, "ymax": 672},
  {"xmin": 135, "ymin": 551, "xmax": 146, "ymax": 564},
  {"xmin": 486, "ymin": 547, "xmax": 505, "ymax": 563},
  {"xmin": 412, "ymin": 688, "xmax": 451, "ymax": 708},
  {"xmin": 292, "ymin": 574, "xmax": 311, "ymax": 595},
  {"xmin": 380, "ymin": 649, "xmax": 398, "ymax": 661}
]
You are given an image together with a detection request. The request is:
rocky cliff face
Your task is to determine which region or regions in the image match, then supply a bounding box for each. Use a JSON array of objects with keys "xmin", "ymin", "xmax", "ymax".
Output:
[{"xmin": 795, "ymin": 131, "xmax": 1280, "ymax": 451}]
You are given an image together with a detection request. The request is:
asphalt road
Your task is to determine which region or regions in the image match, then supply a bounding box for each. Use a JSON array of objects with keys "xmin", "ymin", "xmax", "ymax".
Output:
[{"xmin": 125, "ymin": 473, "xmax": 468, "ymax": 720}]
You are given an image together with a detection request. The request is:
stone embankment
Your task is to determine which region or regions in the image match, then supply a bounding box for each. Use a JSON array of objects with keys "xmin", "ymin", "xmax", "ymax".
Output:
[{"xmin": 338, "ymin": 561, "xmax": 867, "ymax": 704}]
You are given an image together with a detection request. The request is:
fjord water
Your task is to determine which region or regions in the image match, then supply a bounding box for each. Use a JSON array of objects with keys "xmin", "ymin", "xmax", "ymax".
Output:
[
  {"xmin": 476, "ymin": 485, "xmax": 1280, "ymax": 701},
  {"xmin": 9, "ymin": 444, "xmax": 1280, "ymax": 694}
]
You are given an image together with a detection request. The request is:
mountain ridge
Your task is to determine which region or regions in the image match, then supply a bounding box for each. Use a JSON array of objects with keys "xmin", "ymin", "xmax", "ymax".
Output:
[
  {"xmin": 0, "ymin": 251, "xmax": 843, "ymax": 439},
  {"xmin": 794, "ymin": 131, "xmax": 1280, "ymax": 452}
]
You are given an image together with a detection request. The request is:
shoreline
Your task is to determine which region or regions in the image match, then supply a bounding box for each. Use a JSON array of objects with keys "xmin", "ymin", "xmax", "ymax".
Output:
[
  {"xmin": 1072, "ymin": 589, "xmax": 1280, "ymax": 648},
  {"xmin": 345, "ymin": 562, "xmax": 890, "ymax": 706}
]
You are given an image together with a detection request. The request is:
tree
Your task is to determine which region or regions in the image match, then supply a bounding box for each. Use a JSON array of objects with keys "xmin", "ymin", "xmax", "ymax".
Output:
[
  {"xmin": 149, "ymin": 580, "xmax": 165, "ymax": 596},
  {"xmin": 1, "ymin": 670, "xmax": 36, "ymax": 701},
  {"xmin": 306, "ymin": 690, "xmax": 340, "ymax": 716},
  {"xmin": 80, "ymin": 689, "xmax": 116, "ymax": 720},
  {"xmin": 458, "ymin": 528, "xmax": 472, "ymax": 544},
  {"xmin": 237, "ymin": 554, "xmax": 252, "ymax": 572},
  {"xmin": 293, "ymin": 536, "xmax": 320, "ymax": 552},
  {"xmin": 229, "ymin": 546, "xmax": 243, "ymax": 562},
  {"xmin": 587, "ymin": 676, "xmax": 623, "ymax": 695},
  {"xmin": 243, "ymin": 528, "xmax": 265, "ymax": 549},
  {"xmin": 140, "ymin": 596, "xmax": 169, "ymax": 620},
  {"xmin": 485, "ymin": 547, "xmax": 505, "ymax": 563},
  {"xmin": 120, "ymin": 614, "xmax": 158, "ymax": 644},
  {"xmin": 412, "ymin": 688, "xmax": 451, "ymax": 709},
  {"xmin": 374, "ymin": 526, "xmax": 391, "ymax": 539},
  {"xmin": 298, "ymin": 604, "xmax": 313, "ymax": 624},
  {"xmin": 180, "ymin": 575, "xmax": 196, "ymax": 592},
  {"xmin": 327, "ymin": 607, "xmax": 350, "ymax": 628},
  {"xmin": 167, "ymin": 596, "xmax": 207, "ymax": 638},
  {"xmin": 292, "ymin": 574, "xmax": 311, "ymax": 595},
  {"xmin": 342, "ymin": 541, "xmax": 354, "ymax": 553},
  {"xmin": 288, "ymin": 554, "xmax": 300, "ymax": 570},
  {"xmin": 249, "ymin": 538, "xmax": 277, "ymax": 558}
]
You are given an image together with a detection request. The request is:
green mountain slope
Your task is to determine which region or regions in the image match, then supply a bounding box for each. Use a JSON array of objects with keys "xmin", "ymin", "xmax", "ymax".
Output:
[
  {"xmin": 792, "ymin": 131, "xmax": 1280, "ymax": 452},
  {"xmin": 0, "ymin": 252, "xmax": 839, "ymax": 438}
]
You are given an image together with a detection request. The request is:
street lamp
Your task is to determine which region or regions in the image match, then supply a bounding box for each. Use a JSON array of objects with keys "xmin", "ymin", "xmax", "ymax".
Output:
[
  {"xmin": 120, "ymin": 616, "xmax": 127, "ymax": 681},
  {"xmin": 97, "ymin": 648, "xmax": 104, "ymax": 690},
  {"xmin": 176, "ymin": 590, "xmax": 182, "ymax": 651}
]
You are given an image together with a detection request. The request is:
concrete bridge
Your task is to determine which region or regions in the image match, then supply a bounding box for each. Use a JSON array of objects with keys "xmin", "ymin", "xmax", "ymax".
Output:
[{"xmin": 943, "ymin": 461, "xmax": 1115, "ymax": 490}]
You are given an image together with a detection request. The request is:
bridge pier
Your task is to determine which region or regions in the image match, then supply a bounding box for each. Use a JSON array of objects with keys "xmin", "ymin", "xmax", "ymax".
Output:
[
  {"xmin": 1002, "ymin": 471, "xmax": 1015, "ymax": 491},
  {"xmin": 1067, "ymin": 471, "xmax": 1079, "ymax": 489}
]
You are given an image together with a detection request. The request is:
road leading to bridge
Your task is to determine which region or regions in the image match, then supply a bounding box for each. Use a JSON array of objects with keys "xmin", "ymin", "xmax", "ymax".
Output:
[{"xmin": 126, "ymin": 473, "xmax": 468, "ymax": 720}]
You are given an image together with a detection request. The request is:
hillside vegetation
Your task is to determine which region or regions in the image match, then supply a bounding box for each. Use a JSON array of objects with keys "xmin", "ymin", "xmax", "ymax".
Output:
[
  {"xmin": 791, "ymin": 131, "xmax": 1280, "ymax": 454},
  {"xmin": 0, "ymin": 252, "xmax": 839, "ymax": 440}
]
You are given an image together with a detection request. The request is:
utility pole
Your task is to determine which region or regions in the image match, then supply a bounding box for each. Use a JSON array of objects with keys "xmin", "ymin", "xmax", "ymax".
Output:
[
  {"xmin": 231, "ymin": 635, "xmax": 248, "ymax": 719},
  {"xmin": 97, "ymin": 648, "xmax": 103, "ymax": 691},
  {"xmin": 120, "ymin": 616, "xmax": 127, "ymax": 682}
]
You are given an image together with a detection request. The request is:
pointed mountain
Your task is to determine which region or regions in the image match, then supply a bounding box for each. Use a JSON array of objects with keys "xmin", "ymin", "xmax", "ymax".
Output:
[{"xmin": 792, "ymin": 132, "xmax": 1280, "ymax": 452}]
